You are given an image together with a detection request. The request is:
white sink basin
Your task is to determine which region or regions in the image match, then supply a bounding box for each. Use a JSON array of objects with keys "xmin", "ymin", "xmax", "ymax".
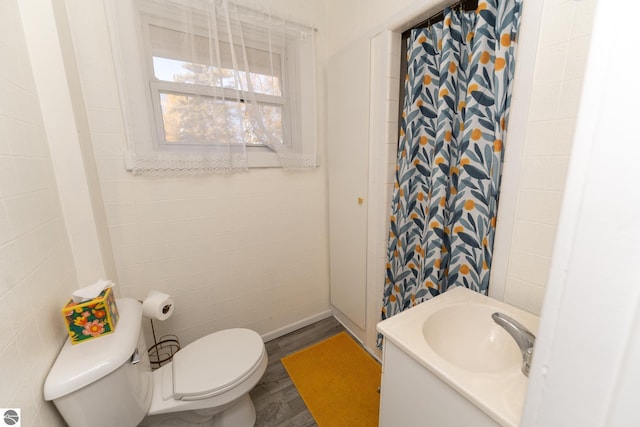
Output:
[
  {"xmin": 422, "ymin": 303, "xmax": 521, "ymax": 373},
  {"xmin": 377, "ymin": 286, "xmax": 539, "ymax": 427}
]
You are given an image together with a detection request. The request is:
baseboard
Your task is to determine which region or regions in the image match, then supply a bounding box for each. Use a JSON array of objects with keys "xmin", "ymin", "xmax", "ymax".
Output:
[{"xmin": 260, "ymin": 309, "xmax": 333, "ymax": 343}]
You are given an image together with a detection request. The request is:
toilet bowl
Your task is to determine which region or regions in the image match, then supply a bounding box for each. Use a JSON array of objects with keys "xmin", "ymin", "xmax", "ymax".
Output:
[{"xmin": 44, "ymin": 298, "xmax": 267, "ymax": 427}]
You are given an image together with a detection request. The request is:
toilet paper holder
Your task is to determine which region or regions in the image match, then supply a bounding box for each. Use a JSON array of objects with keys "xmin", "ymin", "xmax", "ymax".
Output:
[{"xmin": 147, "ymin": 318, "xmax": 180, "ymax": 370}]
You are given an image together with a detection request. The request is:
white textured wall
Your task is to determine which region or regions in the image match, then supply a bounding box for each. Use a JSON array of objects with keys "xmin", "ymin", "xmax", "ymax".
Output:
[
  {"xmin": 64, "ymin": 0, "xmax": 331, "ymax": 346},
  {"xmin": 19, "ymin": 0, "xmax": 118, "ymax": 289},
  {"xmin": 0, "ymin": 0, "xmax": 77, "ymax": 425},
  {"xmin": 501, "ymin": 0, "xmax": 597, "ymax": 314},
  {"xmin": 523, "ymin": 2, "xmax": 640, "ymax": 423},
  {"xmin": 326, "ymin": 0, "xmax": 451, "ymax": 55}
]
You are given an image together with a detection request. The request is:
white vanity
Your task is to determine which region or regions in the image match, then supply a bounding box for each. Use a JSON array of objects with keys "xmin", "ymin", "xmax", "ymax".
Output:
[{"xmin": 376, "ymin": 287, "xmax": 539, "ymax": 427}]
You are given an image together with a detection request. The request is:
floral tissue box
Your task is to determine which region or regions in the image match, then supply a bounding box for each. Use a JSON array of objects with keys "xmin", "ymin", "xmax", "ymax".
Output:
[{"xmin": 62, "ymin": 287, "xmax": 119, "ymax": 344}]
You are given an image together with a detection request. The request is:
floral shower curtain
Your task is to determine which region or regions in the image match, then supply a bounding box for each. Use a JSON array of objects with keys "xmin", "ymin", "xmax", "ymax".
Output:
[{"xmin": 379, "ymin": 0, "xmax": 523, "ymax": 336}]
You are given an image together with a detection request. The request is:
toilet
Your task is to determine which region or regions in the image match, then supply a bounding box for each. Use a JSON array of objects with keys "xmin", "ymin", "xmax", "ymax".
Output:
[{"xmin": 44, "ymin": 298, "xmax": 268, "ymax": 427}]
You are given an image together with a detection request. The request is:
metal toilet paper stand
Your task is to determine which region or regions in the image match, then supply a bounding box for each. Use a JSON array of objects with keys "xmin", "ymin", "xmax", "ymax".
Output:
[{"xmin": 147, "ymin": 318, "xmax": 180, "ymax": 370}]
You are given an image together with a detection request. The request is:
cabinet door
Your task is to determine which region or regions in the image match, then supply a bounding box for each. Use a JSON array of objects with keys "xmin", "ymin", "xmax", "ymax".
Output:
[
  {"xmin": 327, "ymin": 37, "xmax": 370, "ymax": 329},
  {"xmin": 380, "ymin": 342, "xmax": 499, "ymax": 427}
]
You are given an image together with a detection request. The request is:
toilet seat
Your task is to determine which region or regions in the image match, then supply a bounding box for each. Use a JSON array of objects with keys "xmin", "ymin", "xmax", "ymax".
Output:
[{"xmin": 172, "ymin": 328, "xmax": 265, "ymax": 401}]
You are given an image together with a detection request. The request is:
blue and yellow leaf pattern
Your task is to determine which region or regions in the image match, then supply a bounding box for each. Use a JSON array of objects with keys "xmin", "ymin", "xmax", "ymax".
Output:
[{"xmin": 379, "ymin": 0, "xmax": 522, "ymax": 345}]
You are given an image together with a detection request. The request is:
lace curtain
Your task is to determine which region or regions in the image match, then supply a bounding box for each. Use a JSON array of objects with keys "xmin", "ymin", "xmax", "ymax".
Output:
[{"xmin": 106, "ymin": 0, "xmax": 317, "ymax": 175}]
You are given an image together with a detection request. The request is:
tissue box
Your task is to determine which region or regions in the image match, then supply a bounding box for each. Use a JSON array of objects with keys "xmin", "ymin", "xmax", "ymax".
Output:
[{"xmin": 62, "ymin": 287, "xmax": 119, "ymax": 344}]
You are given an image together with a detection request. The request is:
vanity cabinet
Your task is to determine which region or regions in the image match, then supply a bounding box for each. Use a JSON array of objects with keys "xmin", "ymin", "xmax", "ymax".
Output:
[
  {"xmin": 377, "ymin": 287, "xmax": 537, "ymax": 426},
  {"xmin": 379, "ymin": 340, "xmax": 499, "ymax": 427}
]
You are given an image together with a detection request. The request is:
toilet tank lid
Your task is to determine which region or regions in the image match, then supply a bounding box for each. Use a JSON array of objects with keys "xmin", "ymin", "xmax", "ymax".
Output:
[{"xmin": 43, "ymin": 298, "xmax": 142, "ymax": 401}]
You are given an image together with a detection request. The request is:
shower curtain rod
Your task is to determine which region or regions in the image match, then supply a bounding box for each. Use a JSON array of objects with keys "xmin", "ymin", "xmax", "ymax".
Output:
[{"xmin": 402, "ymin": 0, "xmax": 478, "ymax": 39}]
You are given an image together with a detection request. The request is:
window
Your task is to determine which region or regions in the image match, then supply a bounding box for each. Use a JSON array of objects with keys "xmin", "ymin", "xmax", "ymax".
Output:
[
  {"xmin": 146, "ymin": 21, "xmax": 287, "ymax": 147},
  {"xmin": 105, "ymin": 0, "xmax": 317, "ymax": 175}
]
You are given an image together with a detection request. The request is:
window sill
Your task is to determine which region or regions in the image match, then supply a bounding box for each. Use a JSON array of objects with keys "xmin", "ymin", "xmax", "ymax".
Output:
[
  {"xmin": 123, "ymin": 145, "xmax": 282, "ymax": 172},
  {"xmin": 246, "ymin": 146, "xmax": 282, "ymax": 168}
]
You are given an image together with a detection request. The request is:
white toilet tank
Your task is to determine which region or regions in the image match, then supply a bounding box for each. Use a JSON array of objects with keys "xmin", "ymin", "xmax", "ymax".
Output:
[{"xmin": 44, "ymin": 299, "xmax": 153, "ymax": 427}]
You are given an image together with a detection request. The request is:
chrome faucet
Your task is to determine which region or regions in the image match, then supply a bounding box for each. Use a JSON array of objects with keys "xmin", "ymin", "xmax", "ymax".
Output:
[{"xmin": 492, "ymin": 312, "xmax": 535, "ymax": 376}]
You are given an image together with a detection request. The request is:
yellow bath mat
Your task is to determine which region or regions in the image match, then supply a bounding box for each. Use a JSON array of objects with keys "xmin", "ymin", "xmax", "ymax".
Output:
[{"xmin": 281, "ymin": 332, "xmax": 381, "ymax": 427}]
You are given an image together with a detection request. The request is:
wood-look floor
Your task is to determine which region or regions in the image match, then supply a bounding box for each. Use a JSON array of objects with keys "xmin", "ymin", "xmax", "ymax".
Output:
[{"xmin": 250, "ymin": 316, "xmax": 347, "ymax": 427}]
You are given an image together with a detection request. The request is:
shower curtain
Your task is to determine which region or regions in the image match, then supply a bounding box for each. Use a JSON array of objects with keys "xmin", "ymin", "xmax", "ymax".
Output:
[{"xmin": 379, "ymin": 0, "xmax": 523, "ymax": 337}]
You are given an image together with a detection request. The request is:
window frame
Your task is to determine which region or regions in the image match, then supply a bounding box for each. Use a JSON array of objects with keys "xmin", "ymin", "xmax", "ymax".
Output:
[{"xmin": 139, "ymin": 13, "xmax": 294, "ymax": 156}]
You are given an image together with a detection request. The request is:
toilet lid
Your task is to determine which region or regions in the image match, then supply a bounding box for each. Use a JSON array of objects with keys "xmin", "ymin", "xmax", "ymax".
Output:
[{"xmin": 172, "ymin": 328, "xmax": 265, "ymax": 400}]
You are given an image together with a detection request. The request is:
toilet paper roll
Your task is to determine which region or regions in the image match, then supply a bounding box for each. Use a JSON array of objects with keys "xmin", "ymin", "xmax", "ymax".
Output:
[{"xmin": 142, "ymin": 291, "xmax": 174, "ymax": 321}]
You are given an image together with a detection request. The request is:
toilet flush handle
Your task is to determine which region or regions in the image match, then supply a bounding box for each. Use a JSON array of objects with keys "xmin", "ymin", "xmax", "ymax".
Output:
[{"xmin": 131, "ymin": 348, "xmax": 141, "ymax": 365}]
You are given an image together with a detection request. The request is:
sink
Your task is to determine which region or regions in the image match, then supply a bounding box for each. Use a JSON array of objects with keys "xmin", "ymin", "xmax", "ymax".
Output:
[
  {"xmin": 377, "ymin": 286, "xmax": 539, "ymax": 427},
  {"xmin": 422, "ymin": 303, "xmax": 521, "ymax": 373}
]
